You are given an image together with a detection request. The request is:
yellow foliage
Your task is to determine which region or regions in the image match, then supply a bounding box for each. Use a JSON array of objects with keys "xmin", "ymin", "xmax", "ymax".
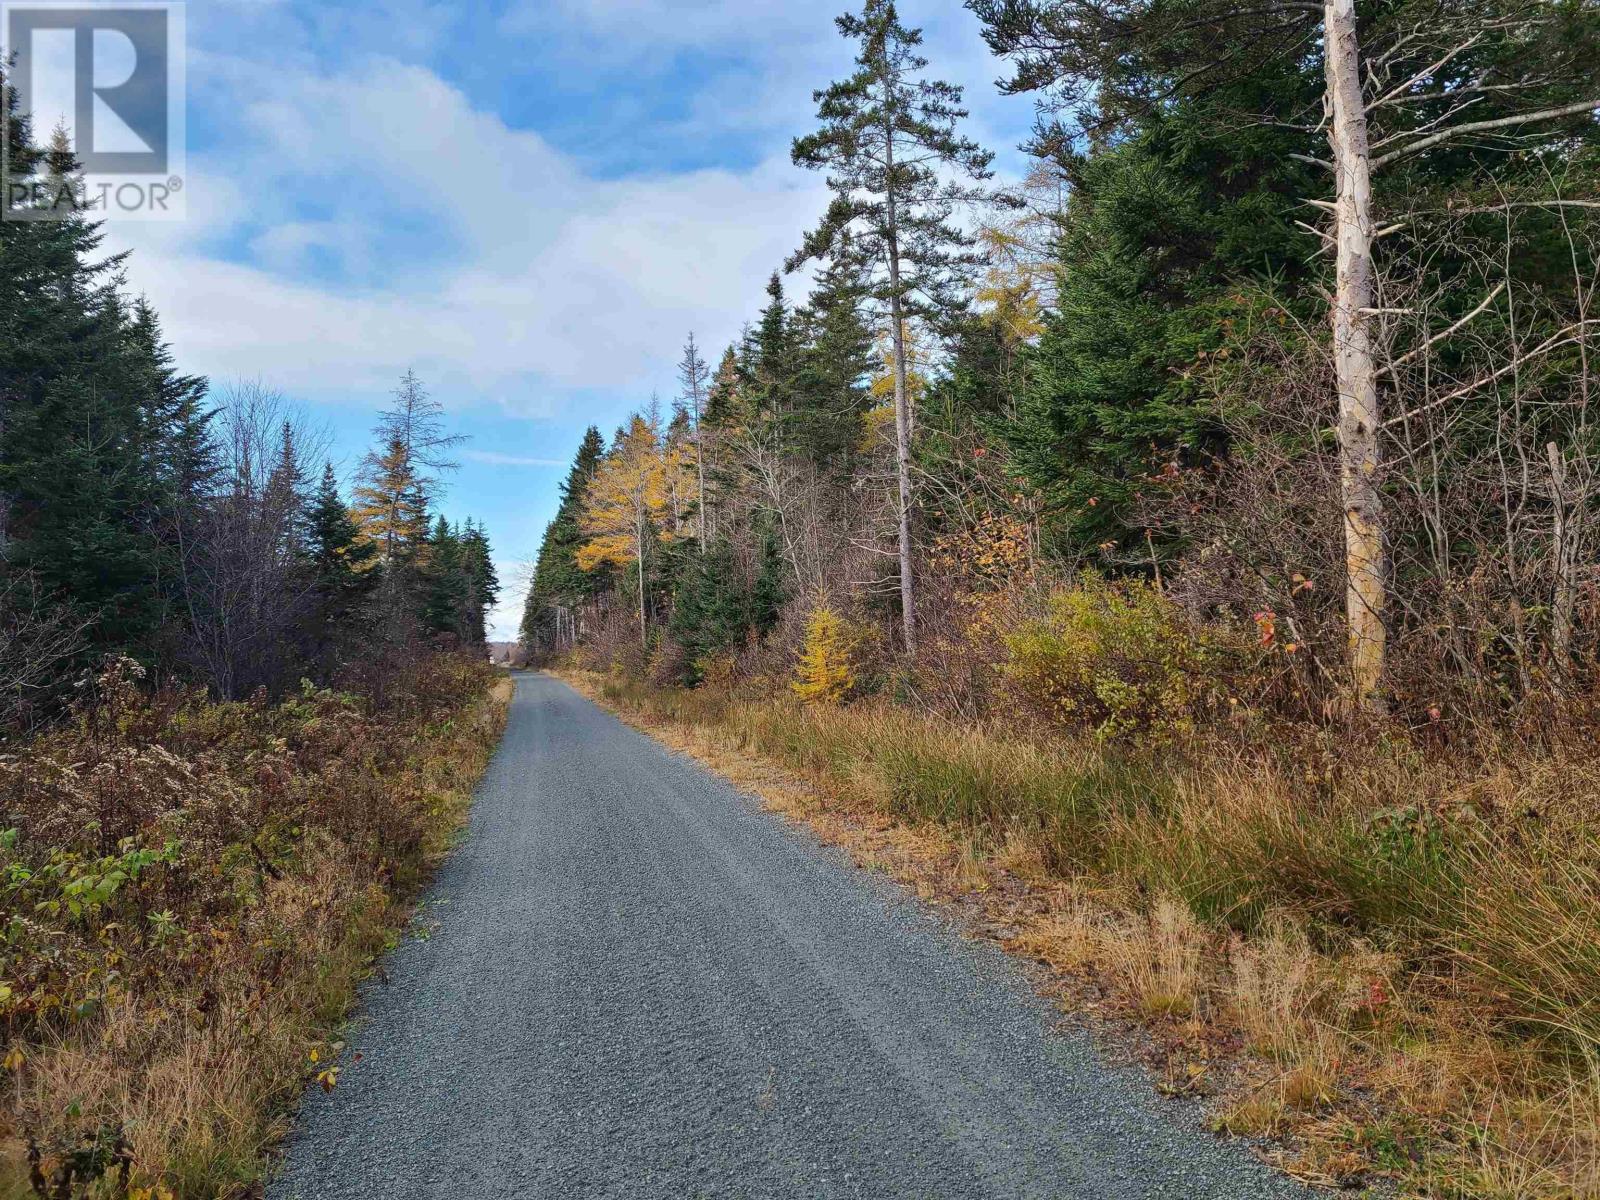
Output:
[
  {"xmin": 972, "ymin": 160, "xmax": 1063, "ymax": 344},
  {"xmin": 931, "ymin": 513, "xmax": 1036, "ymax": 595},
  {"xmin": 859, "ymin": 402, "xmax": 896, "ymax": 454},
  {"xmin": 973, "ymin": 224, "xmax": 1047, "ymax": 346},
  {"xmin": 869, "ymin": 321, "xmax": 928, "ymax": 409},
  {"xmin": 659, "ymin": 414, "xmax": 701, "ymax": 539},
  {"xmin": 1001, "ymin": 574, "xmax": 1221, "ymax": 741},
  {"xmin": 577, "ymin": 414, "xmax": 676, "ymax": 573},
  {"xmin": 792, "ymin": 606, "xmax": 858, "ymax": 705},
  {"xmin": 350, "ymin": 436, "xmax": 430, "ymax": 564}
]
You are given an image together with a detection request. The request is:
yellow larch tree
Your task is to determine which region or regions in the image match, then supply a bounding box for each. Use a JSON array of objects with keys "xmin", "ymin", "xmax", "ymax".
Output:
[
  {"xmin": 350, "ymin": 435, "xmax": 430, "ymax": 568},
  {"xmin": 792, "ymin": 605, "xmax": 857, "ymax": 704},
  {"xmin": 577, "ymin": 414, "xmax": 676, "ymax": 646}
]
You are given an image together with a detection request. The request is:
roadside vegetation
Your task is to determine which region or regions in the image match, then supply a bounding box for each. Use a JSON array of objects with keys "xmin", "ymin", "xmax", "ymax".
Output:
[
  {"xmin": 574, "ymin": 639, "xmax": 1600, "ymax": 1197},
  {"xmin": 521, "ymin": 3, "xmax": 1600, "ymax": 1195},
  {"xmin": 0, "ymin": 655, "xmax": 507, "ymax": 1198},
  {"xmin": 1, "ymin": 60, "xmax": 509, "ymax": 1199}
]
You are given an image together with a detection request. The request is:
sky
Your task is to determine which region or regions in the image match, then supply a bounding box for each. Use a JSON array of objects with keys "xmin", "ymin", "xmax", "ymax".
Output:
[{"xmin": 102, "ymin": 0, "xmax": 1040, "ymax": 639}]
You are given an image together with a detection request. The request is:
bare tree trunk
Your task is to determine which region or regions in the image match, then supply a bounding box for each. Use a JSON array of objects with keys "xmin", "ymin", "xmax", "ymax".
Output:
[
  {"xmin": 636, "ymin": 524, "xmax": 648, "ymax": 648},
  {"xmin": 690, "ymin": 336, "xmax": 709, "ymax": 553},
  {"xmin": 1547, "ymin": 440, "xmax": 1577, "ymax": 675},
  {"xmin": 1325, "ymin": 0, "xmax": 1386, "ymax": 712},
  {"xmin": 883, "ymin": 127, "xmax": 917, "ymax": 657}
]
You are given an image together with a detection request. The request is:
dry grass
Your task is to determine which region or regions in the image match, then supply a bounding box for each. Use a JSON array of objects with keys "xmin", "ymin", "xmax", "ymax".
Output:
[
  {"xmin": 0, "ymin": 657, "xmax": 508, "ymax": 1199},
  {"xmin": 571, "ymin": 666, "xmax": 1600, "ymax": 1199}
]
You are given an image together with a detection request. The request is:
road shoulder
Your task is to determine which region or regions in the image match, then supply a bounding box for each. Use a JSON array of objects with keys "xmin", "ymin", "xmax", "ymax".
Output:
[{"xmin": 555, "ymin": 669, "xmax": 1328, "ymax": 1193}]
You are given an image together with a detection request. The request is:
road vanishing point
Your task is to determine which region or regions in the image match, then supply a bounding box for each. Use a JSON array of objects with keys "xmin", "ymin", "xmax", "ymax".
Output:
[{"xmin": 271, "ymin": 673, "xmax": 1308, "ymax": 1199}]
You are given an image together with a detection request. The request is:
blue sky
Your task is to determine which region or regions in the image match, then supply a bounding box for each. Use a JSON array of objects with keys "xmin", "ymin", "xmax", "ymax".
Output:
[{"xmin": 107, "ymin": 0, "xmax": 1039, "ymax": 637}]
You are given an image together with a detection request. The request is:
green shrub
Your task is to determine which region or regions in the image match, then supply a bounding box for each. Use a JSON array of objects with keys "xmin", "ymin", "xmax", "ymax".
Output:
[{"xmin": 1000, "ymin": 574, "xmax": 1223, "ymax": 742}]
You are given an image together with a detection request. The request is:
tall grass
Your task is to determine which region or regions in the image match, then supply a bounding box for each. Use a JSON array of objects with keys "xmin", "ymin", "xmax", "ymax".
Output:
[{"xmin": 592, "ymin": 668, "xmax": 1600, "ymax": 1195}]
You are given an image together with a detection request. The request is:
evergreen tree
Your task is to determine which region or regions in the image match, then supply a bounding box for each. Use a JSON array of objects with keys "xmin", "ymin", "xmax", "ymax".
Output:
[
  {"xmin": 421, "ymin": 516, "xmax": 470, "ymax": 641},
  {"xmin": 521, "ymin": 427, "xmax": 605, "ymax": 651},
  {"xmin": 1005, "ymin": 114, "xmax": 1317, "ymax": 560},
  {"xmin": 667, "ymin": 538, "xmax": 750, "ymax": 684},
  {"xmin": 973, "ymin": 0, "xmax": 1600, "ymax": 704},
  {"xmin": 265, "ymin": 422, "xmax": 310, "ymax": 562},
  {"xmin": 462, "ymin": 520, "xmax": 499, "ymax": 648},
  {"xmin": 305, "ymin": 464, "xmax": 375, "ymax": 666},
  {"xmin": 746, "ymin": 273, "xmax": 798, "ymax": 426},
  {"xmin": 789, "ymin": 0, "xmax": 997, "ymax": 654},
  {"xmin": 790, "ymin": 248, "xmax": 876, "ymax": 473},
  {"xmin": 0, "ymin": 112, "xmax": 211, "ymax": 661},
  {"xmin": 0, "ymin": 80, "xmax": 493, "ymax": 706},
  {"xmin": 703, "ymin": 347, "xmax": 743, "ymax": 429},
  {"xmin": 749, "ymin": 517, "xmax": 784, "ymax": 637}
]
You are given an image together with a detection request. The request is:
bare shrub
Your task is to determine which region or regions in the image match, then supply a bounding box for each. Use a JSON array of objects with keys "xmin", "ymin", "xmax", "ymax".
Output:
[
  {"xmin": 0, "ymin": 574, "xmax": 86, "ymax": 733},
  {"xmin": 0, "ymin": 652, "xmax": 503, "ymax": 1195}
]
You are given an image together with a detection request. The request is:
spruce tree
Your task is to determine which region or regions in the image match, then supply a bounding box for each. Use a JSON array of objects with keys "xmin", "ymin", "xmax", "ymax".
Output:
[
  {"xmin": 789, "ymin": 0, "xmax": 997, "ymax": 654},
  {"xmin": 265, "ymin": 423, "xmax": 310, "ymax": 561},
  {"xmin": 0, "ymin": 112, "xmax": 204, "ymax": 661},
  {"xmin": 462, "ymin": 521, "xmax": 499, "ymax": 648},
  {"xmin": 747, "ymin": 274, "xmax": 797, "ymax": 426},
  {"xmin": 305, "ymin": 464, "xmax": 375, "ymax": 667},
  {"xmin": 421, "ymin": 517, "xmax": 469, "ymax": 642},
  {"xmin": 791, "ymin": 248, "xmax": 876, "ymax": 473},
  {"xmin": 667, "ymin": 538, "xmax": 749, "ymax": 684},
  {"xmin": 521, "ymin": 427, "xmax": 605, "ymax": 652},
  {"xmin": 973, "ymin": 0, "xmax": 1600, "ymax": 705},
  {"xmin": 1005, "ymin": 117, "xmax": 1315, "ymax": 560},
  {"xmin": 703, "ymin": 347, "xmax": 742, "ymax": 429}
]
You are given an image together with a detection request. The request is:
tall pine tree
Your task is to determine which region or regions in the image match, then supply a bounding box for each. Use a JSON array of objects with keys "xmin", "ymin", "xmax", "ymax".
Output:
[{"xmin": 789, "ymin": 0, "xmax": 997, "ymax": 653}]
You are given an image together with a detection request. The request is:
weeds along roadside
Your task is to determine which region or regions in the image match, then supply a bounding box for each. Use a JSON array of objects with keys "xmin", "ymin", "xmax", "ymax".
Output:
[
  {"xmin": 569, "ymin": 665, "xmax": 1600, "ymax": 1199},
  {"xmin": 0, "ymin": 654, "xmax": 511, "ymax": 1199}
]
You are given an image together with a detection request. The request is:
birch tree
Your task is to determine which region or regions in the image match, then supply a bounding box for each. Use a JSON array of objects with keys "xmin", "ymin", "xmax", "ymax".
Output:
[{"xmin": 790, "ymin": 0, "xmax": 996, "ymax": 656}]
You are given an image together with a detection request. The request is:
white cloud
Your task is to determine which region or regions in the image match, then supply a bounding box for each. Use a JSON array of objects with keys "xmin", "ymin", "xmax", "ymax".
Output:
[
  {"xmin": 106, "ymin": 57, "xmax": 827, "ymax": 409},
  {"xmin": 462, "ymin": 450, "xmax": 568, "ymax": 468}
]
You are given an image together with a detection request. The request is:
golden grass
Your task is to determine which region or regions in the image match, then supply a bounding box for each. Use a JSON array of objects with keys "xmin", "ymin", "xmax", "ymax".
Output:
[{"xmin": 568, "ymin": 666, "xmax": 1600, "ymax": 1199}]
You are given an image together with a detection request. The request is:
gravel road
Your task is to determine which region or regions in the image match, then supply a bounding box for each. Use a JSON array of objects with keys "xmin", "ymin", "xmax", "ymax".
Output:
[{"xmin": 270, "ymin": 672, "xmax": 1308, "ymax": 1199}]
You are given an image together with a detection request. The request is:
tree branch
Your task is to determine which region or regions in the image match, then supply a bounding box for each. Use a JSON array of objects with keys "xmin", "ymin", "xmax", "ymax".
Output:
[
  {"xmin": 1372, "ymin": 98, "xmax": 1600, "ymax": 169},
  {"xmin": 1381, "ymin": 281, "xmax": 1506, "ymax": 376},
  {"xmin": 1382, "ymin": 320, "xmax": 1600, "ymax": 428},
  {"xmin": 1366, "ymin": 32, "xmax": 1483, "ymax": 112}
]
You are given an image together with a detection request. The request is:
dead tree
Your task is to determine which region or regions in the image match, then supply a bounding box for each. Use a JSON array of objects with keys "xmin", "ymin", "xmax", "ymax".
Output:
[{"xmin": 976, "ymin": 0, "xmax": 1600, "ymax": 711}]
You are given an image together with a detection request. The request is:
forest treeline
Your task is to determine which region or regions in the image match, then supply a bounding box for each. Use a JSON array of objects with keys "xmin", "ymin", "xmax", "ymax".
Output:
[
  {"xmin": 0, "ymin": 67, "xmax": 508, "ymax": 1198},
  {"xmin": 527, "ymin": 1, "xmax": 1600, "ymax": 1192},
  {"xmin": 524, "ymin": 0, "xmax": 1599, "ymax": 731},
  {"xmin": 0, "ymin": 109, "xmax": 498, "ymax": 728}
]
